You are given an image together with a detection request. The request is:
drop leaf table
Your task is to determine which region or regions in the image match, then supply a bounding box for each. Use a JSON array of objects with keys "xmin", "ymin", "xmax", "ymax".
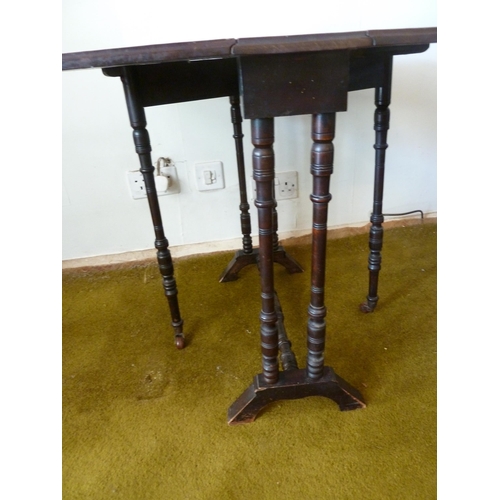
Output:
[{"xmin": 62, "ymin": 28, "xmax": 437, "ymax": 424}]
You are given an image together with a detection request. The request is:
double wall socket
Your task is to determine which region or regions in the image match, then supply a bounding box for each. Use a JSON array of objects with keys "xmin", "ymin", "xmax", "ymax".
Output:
[
  {"xmin": 251, "ymin": 171, "xmax": 299, "ymax": 200},
  {"xmin": 127, "ymin": 165, "xmax": 180, "ymax": 200}
]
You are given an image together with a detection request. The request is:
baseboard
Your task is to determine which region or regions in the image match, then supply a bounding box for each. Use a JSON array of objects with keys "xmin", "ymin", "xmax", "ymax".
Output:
[{"xmin": 62, "ymin": 212, "xmax": 436, "ymax": 271}]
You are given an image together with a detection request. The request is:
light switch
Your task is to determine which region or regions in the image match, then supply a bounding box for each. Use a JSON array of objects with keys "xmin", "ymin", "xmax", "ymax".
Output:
[
  {"xmin": 195, "ymin": 161, "xmax": 224, "ymax": 191},
  {"xmin": 203, "ymin": 170, "xmax": 215, "ymax": 185}
]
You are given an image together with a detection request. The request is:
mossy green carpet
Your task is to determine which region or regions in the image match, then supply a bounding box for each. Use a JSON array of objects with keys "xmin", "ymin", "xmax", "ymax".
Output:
[{"xmin": 63, "ymin": 223, "xmax": 437, "ymax": 499}]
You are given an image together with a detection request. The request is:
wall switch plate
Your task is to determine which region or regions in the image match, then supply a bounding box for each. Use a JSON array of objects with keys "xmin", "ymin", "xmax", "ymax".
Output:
[{"xmin": 194, "ymin": 161, "xmax": 224, "ymax": 191}]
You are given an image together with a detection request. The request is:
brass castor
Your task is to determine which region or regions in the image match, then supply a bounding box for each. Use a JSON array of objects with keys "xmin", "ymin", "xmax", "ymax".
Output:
[{"xmin": 175, "ymin": 335, "xmax": 185, "ymax": 350}]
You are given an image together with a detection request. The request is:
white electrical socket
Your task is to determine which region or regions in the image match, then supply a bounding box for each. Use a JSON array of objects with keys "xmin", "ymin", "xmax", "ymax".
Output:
[
  {"xmin": 251, "ymin": 171, "xmax": 299, "ymax": 200},
  {"xmin": 275, "ymin": 171, "xmax": 298, "ymax": 199},
  {"xmin": 127, "ymin": 166, "xmax": 180, "ymax": 200},
  {"xmin": 127, "ymin": 171, "xmax": 146, "ymax": 199}
]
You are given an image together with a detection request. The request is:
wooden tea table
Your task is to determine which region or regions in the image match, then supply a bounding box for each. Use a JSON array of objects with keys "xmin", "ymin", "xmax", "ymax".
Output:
[{"xmin": 63, "ymin": 28, "xmax": 437, "ymax": 424}]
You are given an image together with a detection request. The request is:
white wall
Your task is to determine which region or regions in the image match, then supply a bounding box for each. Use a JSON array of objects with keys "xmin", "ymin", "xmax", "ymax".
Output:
[{"xmin": 62, "ymin": 0, "xmax": 437, "ymax": 261}]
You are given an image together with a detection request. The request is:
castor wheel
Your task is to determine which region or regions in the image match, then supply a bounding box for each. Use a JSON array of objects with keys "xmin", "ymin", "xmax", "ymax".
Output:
[
  {"xmin": 175, "ymin": 335, "xmax": 185, "ymax": 349},
  {"xmin": 359, "ymin": 301, "xmax": 376, "ymax": 313}
]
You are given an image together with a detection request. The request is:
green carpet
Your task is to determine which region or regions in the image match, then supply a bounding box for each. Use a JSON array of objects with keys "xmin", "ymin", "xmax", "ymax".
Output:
[{"xmin": 62, "ymin": 222, "xmax": 437, "ymax": 499}]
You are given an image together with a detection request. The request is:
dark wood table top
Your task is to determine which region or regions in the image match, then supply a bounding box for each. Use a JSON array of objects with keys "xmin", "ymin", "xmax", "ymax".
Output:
[{"xmin": 62, "ymin": 27, "xmax": 437, "ymax": 71}]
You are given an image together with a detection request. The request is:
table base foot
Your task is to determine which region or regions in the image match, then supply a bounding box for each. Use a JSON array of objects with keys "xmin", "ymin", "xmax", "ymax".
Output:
[
  {"xmin": 227, "ymin": 366, "xmax": 365, "ymax": 425},
  {"xmin": 273, "ymin": 246, "xmax": 304, "ymax": 274},
  {"xmin": 219, "ymin": 249, "xmax": 259, "ymax": 282},
  {"xmin": 219, "ymin": 246, "xmax": 303, "ymax": 282}
]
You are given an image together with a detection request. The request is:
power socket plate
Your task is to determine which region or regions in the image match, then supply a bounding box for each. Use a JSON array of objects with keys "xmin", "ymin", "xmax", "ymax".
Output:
[
  {"xmin": 127, "ymin": 166, "xmax": 180, "ymax": 200},
  {"xmin": 275, "ymin": 171, "xmax": 298, "ymax": 199},
  {"xmin": 251, "ymin": 171, "xmax": 298, "ymax": 200}
]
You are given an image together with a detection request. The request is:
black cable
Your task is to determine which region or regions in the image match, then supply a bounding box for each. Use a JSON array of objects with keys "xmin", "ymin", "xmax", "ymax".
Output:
[{"xmin": 382, "ymin": 210, "xmax": 424, "ymax": 219}]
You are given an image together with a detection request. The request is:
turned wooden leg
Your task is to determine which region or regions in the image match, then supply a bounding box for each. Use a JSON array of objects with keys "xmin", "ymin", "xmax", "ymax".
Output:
[
  {"xmin": 232, "ymin": 95, "xmax": 253, "ymax": 256},
  {"xmin": 252, "ymin": 118, "xmax": 280, "ymax": 384},
  {"xmin": 220, "ymin": 96, "xmax": 303, "ymax": 282},
  {"xmin": 275, "ymin": 293, "xmax": 298, "ymax": 371},
  {"xmin": 361, "ymin": 61, "xmax": 392, "ymax": 313},
  {"xmin": 219, "ymin": 96, "xmax": 259, "ymax": 282},
  {"xmin": 120, "ymin": 67, "xmax": 185, "ymax": 348},
  {"xmin": 227, "ymin": 114, "xmax": 365, "ymax": 425},
  {"xmin": 307, "ymin": 113, "xmax": 335, "ymax": 380}
]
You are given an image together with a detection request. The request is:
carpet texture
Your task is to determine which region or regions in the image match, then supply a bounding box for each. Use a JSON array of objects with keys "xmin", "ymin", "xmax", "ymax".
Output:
[{"xmin": 63, "ymin": 222, "xmax": 437, "ymax": 499}]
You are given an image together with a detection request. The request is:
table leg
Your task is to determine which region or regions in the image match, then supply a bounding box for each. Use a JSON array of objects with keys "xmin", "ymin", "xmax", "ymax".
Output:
[
  {"xmin": 252, "ymin": 118, "xmax": 280, "ymax": 385},
  {"xmin": 227, "ymin": 115, "xmax": 365, "ymax": 425},
  {"xmin": 120, "ymin": 67, "xmax": 185, "ymax": 349},
  {"xmin": 218, "ymin": 96, "xmax": 258, "ymax": 282},
  {"xmin": 219, "ymin": 97, "xmax": 303, "ymax": 282},
  {"xmin": 360, "ymin": 67, "xmax": 392, "ymax": 313},
  {"xmin": 307, "ymin": 113, "xmax": 335, "ymax": 380}
]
